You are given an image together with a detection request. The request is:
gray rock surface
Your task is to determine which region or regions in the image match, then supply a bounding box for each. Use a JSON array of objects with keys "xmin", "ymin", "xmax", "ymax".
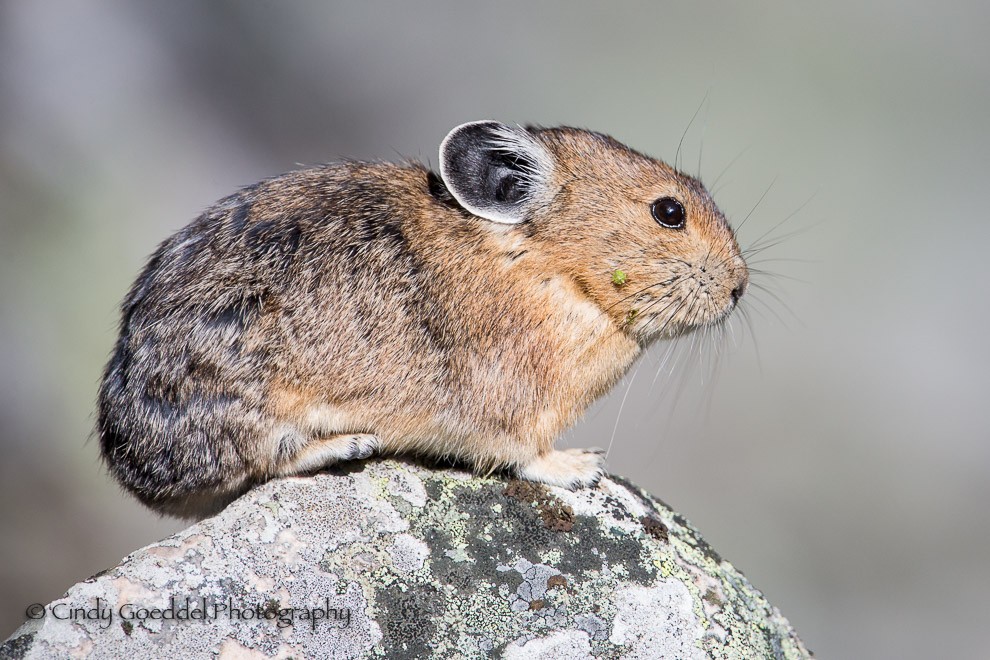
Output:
[{"xmin": 2, "ymin": 459, "xmax": 811, "ymax": 659}]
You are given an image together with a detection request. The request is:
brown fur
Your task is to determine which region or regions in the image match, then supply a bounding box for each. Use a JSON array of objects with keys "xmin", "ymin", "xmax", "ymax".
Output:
[{"xmin": 98, "ymin": 123, "xmax": 747, "ymax": 518}]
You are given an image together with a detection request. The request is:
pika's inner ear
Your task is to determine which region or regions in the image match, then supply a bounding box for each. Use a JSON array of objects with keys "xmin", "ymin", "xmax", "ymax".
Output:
[{"xmin": 439, "ymin": 121, "xmax": 554, "ymax": 224}]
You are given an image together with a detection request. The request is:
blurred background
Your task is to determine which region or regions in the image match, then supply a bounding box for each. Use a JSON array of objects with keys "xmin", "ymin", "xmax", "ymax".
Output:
[{"xmin": 1, "ymin": 1, "xmax": 987, "ymax": 657}]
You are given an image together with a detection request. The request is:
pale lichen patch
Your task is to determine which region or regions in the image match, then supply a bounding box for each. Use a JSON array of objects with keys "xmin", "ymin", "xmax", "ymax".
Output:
[
  {"xmin": 388, "ymin": 534, "xmax": 429, "ymax": 574},
  {"xmin": 504, "ymin": 628, "xmax": 594, "ymax": 659},
  {"xmin": 609, "ymin": 582, "xmax": 705, "ymax": 659}
]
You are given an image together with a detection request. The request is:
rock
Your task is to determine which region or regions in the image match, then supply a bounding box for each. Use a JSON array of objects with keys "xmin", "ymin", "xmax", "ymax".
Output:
[{"xmin": 2, "ymin": 459, "xmax": 811, "ymax": 659}]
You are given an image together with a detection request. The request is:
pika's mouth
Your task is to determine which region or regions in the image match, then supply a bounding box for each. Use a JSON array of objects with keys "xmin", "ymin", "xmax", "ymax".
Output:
[{"xmin": 625, "ymin": 266, "xmax": 745, "ymax": 342}]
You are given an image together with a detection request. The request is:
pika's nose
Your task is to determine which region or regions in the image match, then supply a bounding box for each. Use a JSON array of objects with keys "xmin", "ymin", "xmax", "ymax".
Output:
[{"xmin": 730, "ymin": 270, "xmax": 749, "ymax": 305}]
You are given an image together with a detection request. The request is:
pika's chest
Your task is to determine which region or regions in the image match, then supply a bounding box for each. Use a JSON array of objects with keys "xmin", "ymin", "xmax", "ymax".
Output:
[{"xmin": 466, "ymin": 269, "xmax": 640, "ymax": 397}]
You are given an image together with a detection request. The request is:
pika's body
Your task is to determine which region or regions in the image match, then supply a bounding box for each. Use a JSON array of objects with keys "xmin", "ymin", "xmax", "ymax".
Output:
[{"xmin": 99, "ymin": 122, "xmax": 748, "ymax": 518}]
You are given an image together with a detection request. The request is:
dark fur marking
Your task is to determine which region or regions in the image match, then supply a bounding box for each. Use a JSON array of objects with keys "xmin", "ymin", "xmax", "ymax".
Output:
[
  {"xmin": 186, "ymin": 357, "xmax": 221, "ymax": 381},
  {"xmin": 245, "ymin": 220, "xmax": 276, "ymax": 248},
  {"xmin": 281, "ymin": 223, "xmax": 303, "ymax": 256},
  {"xmin": 427, "ymin": 170, "xmax": 469, "ymax": 214},
  {"xmin": 518, "ymin": 221, "xmax": 538, "ymax": 238},
  {"xmin": 205, "ymin": 293, "xmax": 263, "ymax": 333},
  {"xmin": 245, "ymin": 220, "xmax": 302, "ymax": 281},
  {"xmin": 206, "ymin": 303, "xmax": 249, "ymax": 332},
  {"xmin": 142, "ymin": 373, "xmax": 183, "ymax": 418},
  {"xmin": 229, "ymin": 200, "xmax": 252, "ymax": 233},
  {"xmin": 375, "ymin": 218, "xmax": 406, "ymax": 246},
  {"xmin": 418, "ymin": 315, "xmax": 452, "ymax": 353},
  {"xmin": 350, "ymin": 211, "xmax": 405, "ymax": 249},
  {"xmin": 354, "ymin": 215, "xmax": 377, "ymax": 244}
]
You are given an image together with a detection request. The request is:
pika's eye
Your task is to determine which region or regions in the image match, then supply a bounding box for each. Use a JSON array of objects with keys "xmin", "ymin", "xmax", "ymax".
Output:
[{"xmin": 651, "ymin": 197, "xmax": 686, "ymax": 229}]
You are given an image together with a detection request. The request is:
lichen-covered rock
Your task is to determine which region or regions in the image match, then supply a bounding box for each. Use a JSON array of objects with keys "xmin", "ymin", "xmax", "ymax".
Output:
[{"xmin": 2, "ymin": 459, "xmax": 811, "ymax": 659}]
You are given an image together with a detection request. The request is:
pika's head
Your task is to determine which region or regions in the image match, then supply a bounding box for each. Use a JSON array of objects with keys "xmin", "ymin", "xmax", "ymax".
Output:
[{"xmin": 439, "ymin": 121, "xmax": 748, "ymax": 342}]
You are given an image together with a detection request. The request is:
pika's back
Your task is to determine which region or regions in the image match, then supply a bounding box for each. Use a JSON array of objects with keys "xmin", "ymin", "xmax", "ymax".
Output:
[
  {"xmin": 130, "ymin": 162, "xmax": 430, "ymax": 318},
  {"xmin": 98, "ymin": 161, "xmax": 456, "ymax": 512}
]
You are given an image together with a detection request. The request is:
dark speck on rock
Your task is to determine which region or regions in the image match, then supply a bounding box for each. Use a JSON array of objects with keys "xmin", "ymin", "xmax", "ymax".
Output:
[
  {"xmin": 703, "ymin": 588, "xmax": 724, "ymax": 606},
  {"xmin": 641, "ymin": 515, "xmax": 669, "ymax": 542},
  {"xmin": 504, "ymin": 480, "xmax": 575, "ymax": 532}
]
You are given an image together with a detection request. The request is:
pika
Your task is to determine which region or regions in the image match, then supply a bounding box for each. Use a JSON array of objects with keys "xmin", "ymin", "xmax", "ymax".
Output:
[{"xmin": 98, "ymin": 121, "xmax": 748, "ymax": 518}]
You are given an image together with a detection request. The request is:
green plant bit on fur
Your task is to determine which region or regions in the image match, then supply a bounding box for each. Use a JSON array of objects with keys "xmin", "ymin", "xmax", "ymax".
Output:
[
  {"xmin": 612, "ymin": 269, "xmax": 628, "ymax": 287},
  {"xmin": 625, "ymin": 308, "xmax": 639, "ymax": 325}
]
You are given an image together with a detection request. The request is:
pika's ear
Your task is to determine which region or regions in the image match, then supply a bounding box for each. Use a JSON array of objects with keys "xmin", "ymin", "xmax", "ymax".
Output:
[{"xmin": 439, "ymin": 121, "xmax": 555, "ymax": 224}]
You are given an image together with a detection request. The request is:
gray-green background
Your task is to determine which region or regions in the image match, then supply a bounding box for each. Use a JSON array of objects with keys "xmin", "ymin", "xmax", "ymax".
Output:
[{"xmin": 2, "ymin": 2, "xmax": 987, "ymax": 657}]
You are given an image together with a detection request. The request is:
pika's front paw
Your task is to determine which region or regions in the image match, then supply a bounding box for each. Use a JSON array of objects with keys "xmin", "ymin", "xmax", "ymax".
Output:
[{"xmin": 516, "ymin": 448, "xmax": 607, "ymax": 490}]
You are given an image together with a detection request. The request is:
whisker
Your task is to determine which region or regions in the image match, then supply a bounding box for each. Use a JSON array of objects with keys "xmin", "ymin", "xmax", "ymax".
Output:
[
  {"xmin": 636, "ymin": 295, "xmax": 688, "ymax": 336},
  {"xmin": 738, "ymin": 304, "xmax": 764, "ymax": 377},
  {"xmin": 700, "ymin": 176, "xmax": 784, "ymax": 281},
  {"xmin": 573, "ymin": 281, "xmax": 684, "ymax": 363},
  {"xmin": 746, "ymin": 288, "xmax": 791, "ymax": 327},
  {"xmin": 676, "ymin": 90, "xmax": 710, "ymax": 172},
  {"xmin": 748, "ymin": 282, "xmax": 802, "ymax": 325},
  {"xmin": 601, "ymin": 279, "xmax": 674, "ymax": 315},
  {"xmin": 742, "ymin": 190, "xmax": 819, "ymax": 252},
  {"xmin": 726, "ymin": 313, "xmax": 739, "ymax": 350},
  {"xmin": 696, "ymin": 93, "xmax": 711, "ymax": 178},
  {"xmin": 648, "ymin": 334, "xmax": 683, "ymax": 395},
  {"xmin": 710, "ymin": 144, "xmax": 753, "ymax": 191},
  {"xmin": 747, "ymin": 266, "xmax": 801, "ymax": 281},
  {"xmin": 747, "ymin": 258, "xmax": 816, "ymax": 267},
  {"xmin": 734, "ymin": 177, "xmax": 777, "ymax": 236},
  {"xmin": 699, "ymin": 324, "xmax": 726, "ymax": 415},
  {"xmin": 743, "ymin": 226, "xmax": 819, "ymax": 259},
  {"xmin": 606, "ymin": 354, "xmax": 646, "ymax": 460}
]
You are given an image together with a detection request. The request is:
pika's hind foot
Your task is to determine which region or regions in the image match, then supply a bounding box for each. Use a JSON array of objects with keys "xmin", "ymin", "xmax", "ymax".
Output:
[
  {"xmin": 516, "ymin": 447, "xmax": 606, "ymax": 490},
  {"xmin": 276, "ymin": 433, "xmax": 381, "ymax": 477}
]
